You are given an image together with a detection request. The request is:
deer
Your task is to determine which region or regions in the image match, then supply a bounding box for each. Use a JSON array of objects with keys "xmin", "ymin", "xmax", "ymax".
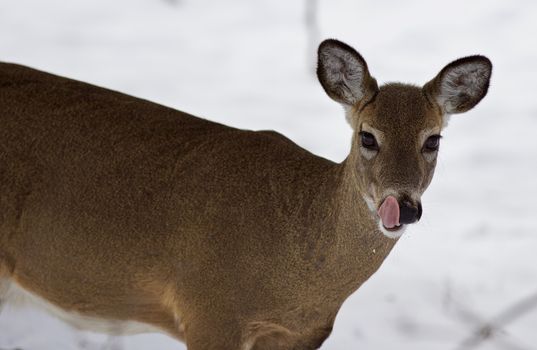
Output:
[{"xmin": 0, "ymin": 39, "xmax": 491, "ymax": 350}]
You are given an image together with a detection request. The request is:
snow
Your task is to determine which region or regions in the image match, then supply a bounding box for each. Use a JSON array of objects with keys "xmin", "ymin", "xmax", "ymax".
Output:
[{"xmin": 1, "ymin": 0, "xmax": 536, "ymax": 349}]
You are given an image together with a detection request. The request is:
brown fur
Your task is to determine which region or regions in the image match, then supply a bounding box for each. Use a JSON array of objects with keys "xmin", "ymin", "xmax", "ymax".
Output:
[{"xmin": 0, "ymin": 39, "xmax": 491, "ymax": 349}]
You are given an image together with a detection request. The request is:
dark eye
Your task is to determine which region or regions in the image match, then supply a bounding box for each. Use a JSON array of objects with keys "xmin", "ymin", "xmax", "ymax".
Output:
[
  {"xmin": 360, "ymin": 131, "xmax": 379, "ymax": 151},
  {"xmin": 424, "ymin": 135, "xmax": 441, "ymax": 152}
]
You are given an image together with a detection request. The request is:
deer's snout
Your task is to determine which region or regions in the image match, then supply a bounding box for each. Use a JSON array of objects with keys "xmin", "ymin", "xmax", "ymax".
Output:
[{"xmin": 399, "ymin": 198, "xmax": 422, "ymax": 224}]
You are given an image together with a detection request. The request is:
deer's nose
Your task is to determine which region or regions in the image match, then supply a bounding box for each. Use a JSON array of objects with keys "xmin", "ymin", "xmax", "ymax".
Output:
[{"xmin": 399, "ymin": 199, "xmax": 422, "ymax": 224}]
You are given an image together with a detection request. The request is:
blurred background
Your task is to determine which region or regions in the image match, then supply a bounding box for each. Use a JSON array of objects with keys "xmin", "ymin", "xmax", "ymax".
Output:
[{"xmin": 0, "ymin": 0, "xmax": 536, "ymax": 349}]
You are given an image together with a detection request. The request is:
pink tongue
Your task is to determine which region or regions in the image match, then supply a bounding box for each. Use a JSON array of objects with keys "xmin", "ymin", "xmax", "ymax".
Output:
[{"xmin": 377, "ymin": 196, "xmax": 400, "ymax": 229}]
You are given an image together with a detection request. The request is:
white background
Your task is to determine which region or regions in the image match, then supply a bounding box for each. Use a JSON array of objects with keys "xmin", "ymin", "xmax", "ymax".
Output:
[{"xmin": 1, "ymin": 0, "xmax": 536, "ymax": 349}]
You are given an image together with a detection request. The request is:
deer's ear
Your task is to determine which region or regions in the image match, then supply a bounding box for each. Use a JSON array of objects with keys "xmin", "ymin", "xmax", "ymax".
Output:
[
  {"xmin": 317, "ymin": 39, "xmax": 378, "ymax": 107},
  {"xmin": 424, "ymin": 56, "xmax": 492, "ymax": 114}
]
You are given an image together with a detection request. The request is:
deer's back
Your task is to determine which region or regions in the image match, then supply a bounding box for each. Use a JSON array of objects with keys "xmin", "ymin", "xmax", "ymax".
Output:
[{"xmin": 0, "ymin": 63, "xmax": 337, "ymax": 330}]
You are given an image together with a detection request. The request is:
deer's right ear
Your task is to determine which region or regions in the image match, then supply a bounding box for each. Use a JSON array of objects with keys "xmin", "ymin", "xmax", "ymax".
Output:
[{"xmin": 317, "ymin": 39, "xmax": 378, "ymax": 107}]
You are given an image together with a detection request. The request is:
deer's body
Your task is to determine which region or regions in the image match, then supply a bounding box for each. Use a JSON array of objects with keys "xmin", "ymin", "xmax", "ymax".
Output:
[{"xmin": 0, "ymin": 40, "xmax": 491, "ymax": 349}]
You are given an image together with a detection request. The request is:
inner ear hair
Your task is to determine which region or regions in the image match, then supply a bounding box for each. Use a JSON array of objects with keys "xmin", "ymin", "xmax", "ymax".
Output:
[
  {"xmin": 423, "ymin": 55, "xmax": 492, "ymax": 114},
  {"xmin": 317, "ymin": 39, "xmax": 378, "ymax": 108}
]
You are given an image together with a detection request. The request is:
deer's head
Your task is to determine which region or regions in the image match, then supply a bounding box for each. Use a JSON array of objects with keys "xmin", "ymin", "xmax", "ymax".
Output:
[{"xmin": 317, "ymin": 39, "xmax": 492, "ymax": 238}]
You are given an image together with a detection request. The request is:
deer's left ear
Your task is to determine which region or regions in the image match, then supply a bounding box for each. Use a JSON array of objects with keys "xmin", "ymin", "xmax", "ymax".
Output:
[{"xmin": 423, "ymin": 56, "xmax": 492, "ymax": 114}]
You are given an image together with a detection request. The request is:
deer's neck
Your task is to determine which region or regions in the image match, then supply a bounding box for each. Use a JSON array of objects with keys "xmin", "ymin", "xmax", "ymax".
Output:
[{"xmin": 292, "ymin": 157, "xmax": 397, "ymax": 296}]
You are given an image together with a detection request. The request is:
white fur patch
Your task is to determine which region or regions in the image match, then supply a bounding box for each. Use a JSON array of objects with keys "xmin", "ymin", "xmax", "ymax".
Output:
[
  {"xmin": 378, "ymin": 220, "xmax": 407, "ymax": 239},
  {"xmin": 441, "ymin": 114, "xmax": 451, "ymax": 129},
  {"xmin": 437, "ymin": 61, "xmax": 490, "ymax": 113},
  {"xmin": 0, "ymin": 279, "xmax": 165, "ymax": 335},
  {"xmin": 360, "ymin": 147, "xmax": 377, "ymax": 160},
  {"xmin": 422, "ymin": 150, "xmax": 437, "ymax": 163}
]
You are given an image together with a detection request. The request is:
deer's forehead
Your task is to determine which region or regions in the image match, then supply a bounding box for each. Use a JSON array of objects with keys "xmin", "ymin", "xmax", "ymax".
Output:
[{"xmin": 360, "ymin": 84, "xmax": 442, "ymax": 137}]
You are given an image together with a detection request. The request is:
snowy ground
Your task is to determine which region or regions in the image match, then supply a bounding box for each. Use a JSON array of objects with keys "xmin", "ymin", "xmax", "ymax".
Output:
[{"xmin": 1, "ymin": 0, "xmax": 536, "ymax": 349}]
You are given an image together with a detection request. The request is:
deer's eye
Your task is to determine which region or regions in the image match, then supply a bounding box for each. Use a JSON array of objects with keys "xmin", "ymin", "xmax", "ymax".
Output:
[
  {"xmin": 360, "ymin": 131, "xmax": 379, "ymax": 151},
  {"xmin": 424, "ymin": 135, "xmax": 441, "ymax": 152}
]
